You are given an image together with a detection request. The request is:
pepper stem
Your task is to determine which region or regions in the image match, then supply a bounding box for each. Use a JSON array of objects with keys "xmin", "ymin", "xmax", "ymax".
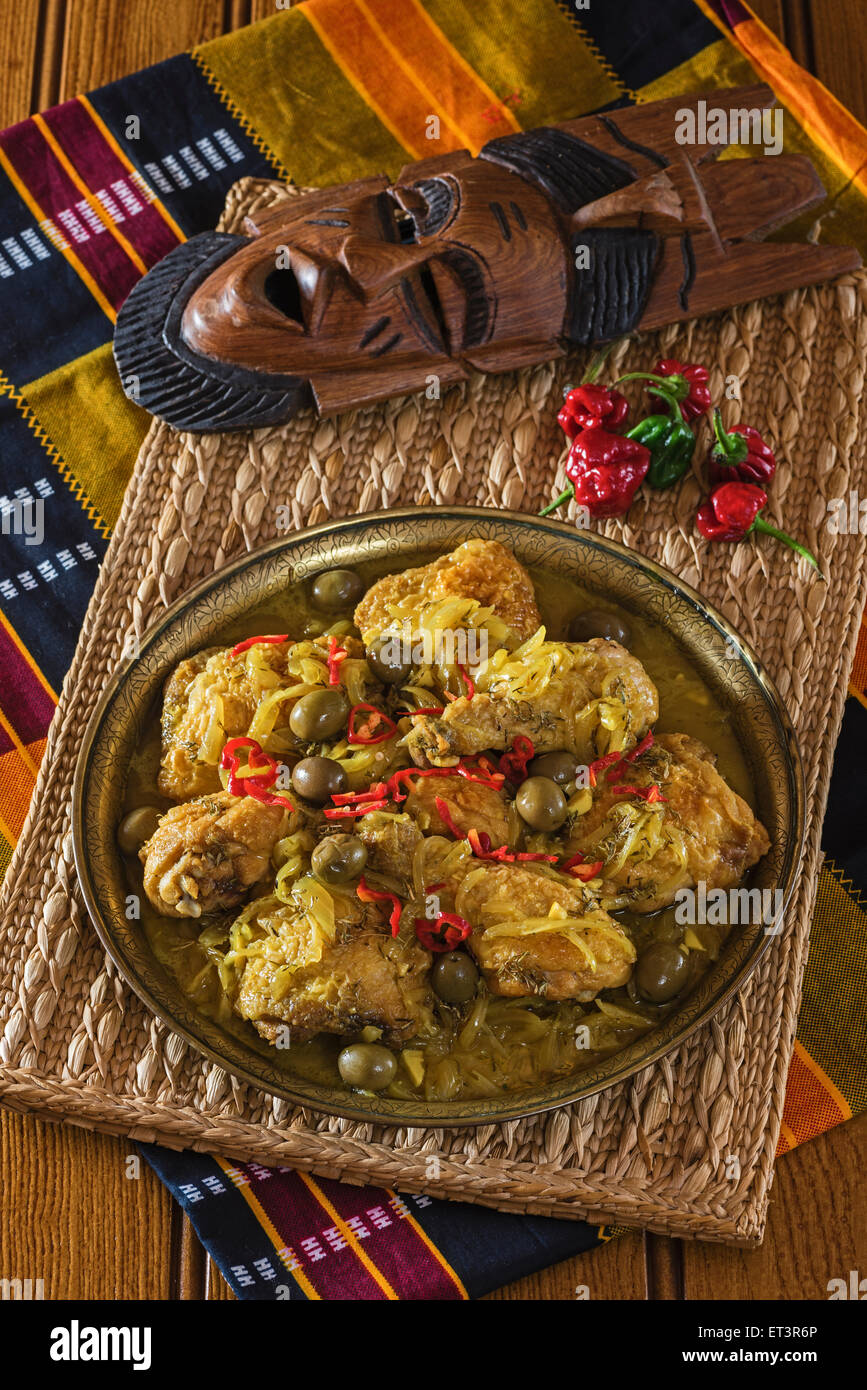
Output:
[
  {"xmin": 712, "ymin": 406, "xmax": 748, "ymax": 464},
  {"xmin": 539, "ymin": 484, "xmax": 574, "ymax": 517},
  {"xmin": 584, "ymin": 337, "xmax": 624, "ymax": 384},
  {"xmin": 614, "ymin": 370, "xmax": 687, "ymax": 401},
  {"xmin": 753, "ymin": 516, "xmax": 824, "ymax": 579}
]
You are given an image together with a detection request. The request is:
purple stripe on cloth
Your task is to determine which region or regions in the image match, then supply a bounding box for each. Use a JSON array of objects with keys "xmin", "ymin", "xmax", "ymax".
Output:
[
  {"xmin": 41, "ymin": 101, "xmax": 182, "ymax": 268},
  {"xmin": 240, "ymin": 1164, "xmax": 390, "ymax": 1300},
  {"xmin": 0, "ymin": 622, "xmax": 55, "ymax": 745},
  {"xmin": 704, "ymin": 0, "xmax": 753, "ymax": 27},
  {"xmin": 0, "ymin": 117, "xmax": 141, "ymax": 310}
]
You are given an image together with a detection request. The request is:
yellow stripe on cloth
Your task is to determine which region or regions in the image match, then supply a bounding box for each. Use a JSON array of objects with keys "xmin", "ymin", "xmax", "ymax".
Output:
[
  {"xmin": 31, "ymin": 114, "xmax": 149, "ymax": 275},
  {"xmin": 791, "ymin": 860, "xmax": 867, "ymax": 1118},
  {"xmin": 214, "ymin": 1158, "xmax": 321, "ymax": 1299},
  {"xmin": 21, "ymin": 344, "xmax": 151, "ymax": 534},
  {"xmin": 693, "ymin": 0, "xmax": 867, "ymax": 196},
  {"xmin": 384, "ymin": 1187, "xmax": 469, "ymax": 1298},
  {"xmin": 0, "ymin": 369, "xmax": 111, "ymax": 540},
  {"xmin": 195, "ymin": 11, "xmax": 407, "ymax": 184},
  {"xmin": 303, "ymin": 0, "xmax": 518, "ymax": 158},
  {"xmin": 0, "ymin": 144, "xmax": 117, "ymax": 323},
  {"xmin": 297, "ymin": 1171, "xmax": 399, "ymax": 1299}
]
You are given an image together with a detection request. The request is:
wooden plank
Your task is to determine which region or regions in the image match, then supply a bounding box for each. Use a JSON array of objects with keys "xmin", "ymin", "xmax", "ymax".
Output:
[
  {"xmin": 0, "ymin": 0, "xmax": 43, "ymax": 126},
  {"xmin": 55, "ymin": 0, "xmax": 229, "ymax": 98},
  {"xmin": 0, "ymin": 1108, "xmax": 173, "ymax": 1298},
  {"xmin": 682, "ymin": 1115, "xmax": 867, "ymax": 1299},
  {"xmin": 808, "ymin": 0, "xmax": 867, "ymax": 126}
]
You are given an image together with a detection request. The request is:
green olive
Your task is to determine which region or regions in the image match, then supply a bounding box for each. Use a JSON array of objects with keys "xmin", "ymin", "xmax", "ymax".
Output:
[
  {"xmin": 635, "ymin": 941, "xmax": 691, "ymax": 1003},
  {"xmin": 117, "ymin": 805, "xmax": 163, "ymax": 855},
  {"xmin": 528, "ymin": 751, "xmax": 579, "ymax": 786},
  {"xmin": 569, "ymin": 608, "xmax": 632, "ymax": 647},
  {"xmin": 289, "ymin": 687, "xmax": 349, "ymax": 742},
  {"xmin": 310, "ymin": 568, "xmax": 365, "ymax": 613},
  {"xmin": 431, "ymin": 951, "xmax": 479, "ymax": 1005},
  {"xmin": 515, "ymin": 776, "xmax": 568, "ymax": 832},
  {"xmin": 291, "ymin": 756, "xmax": 348, "ymax": 803},
  {"xmin": 338, "ymin": 1042, "xmax": 397, "ymax": 1090},
  {"xmin": 311, "ymin": 834, "xmax": 368, "ymax": 885},
  {"xmin": 365, "ymin": 634, "xmax": 412, "ymax": 685}
]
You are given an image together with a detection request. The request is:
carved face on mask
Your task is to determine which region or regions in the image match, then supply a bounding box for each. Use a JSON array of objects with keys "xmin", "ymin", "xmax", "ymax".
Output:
[{"xmin": 114, "ymin": 90, "xmax": 858, "ymax": 432}]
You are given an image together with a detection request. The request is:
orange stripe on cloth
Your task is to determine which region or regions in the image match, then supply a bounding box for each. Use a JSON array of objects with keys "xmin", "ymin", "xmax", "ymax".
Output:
[
  {"xmin": 776, "ymin": 1040, "xmax": 853, "ymax": 1155},
  {"xmin": 301, "ymin": 0, "xmax": 520, "ymax": 159},
  {"xmin": 0, "ymin": 143, "xmax": 117, "ymax": 323},
  {"xmin": 693, "ymin": 0, "xmax": 867, "ymax": 197},
  {"xmin": 213, "ymin": 1158, "xmax": 321, "ymax": 1299},
  {"xmin": 297, "ymin": 1171, "xmax": 400, "ymax": 1299},
  {"xmin": 75, "ymin": 95, "xmax": 187, "ymax": 244},
  {"xmin": 0, "ymin": 737, "xmax": 45, "ymax": 843},
  {"xmin": 384, "ymin": 1187, "xmax": 469, "ymax": 1298}
]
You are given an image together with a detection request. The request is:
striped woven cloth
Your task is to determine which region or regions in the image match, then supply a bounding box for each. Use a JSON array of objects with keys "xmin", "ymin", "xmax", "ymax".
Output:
[{"xmin": 0, "ymin": 0, "xmax": 864, "ymax": 1297}]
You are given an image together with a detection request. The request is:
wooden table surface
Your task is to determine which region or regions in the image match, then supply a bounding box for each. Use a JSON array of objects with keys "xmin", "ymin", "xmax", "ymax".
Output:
[{"xmin": 1, "ymin": 0, "xmax": 865, "ymax": 1302}]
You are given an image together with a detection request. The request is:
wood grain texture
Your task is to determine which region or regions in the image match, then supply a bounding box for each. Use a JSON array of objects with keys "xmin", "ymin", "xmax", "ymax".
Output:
[
  {"xmin": 0, "ymin": 0, "xmax": 42, "ymax": 125},
  {"xmin": 55, "ymin": 0, "xmax": 228, "ymax": 98},
  {"xmin": 682, "ymin": 1114, "xmax": 867, "ymax": 1300},
  {"xmin": 1, "ymin": 0, "xmax": 864, "ymax": 1305},
  {"xmin": 0, "ymin": 1108, "xmax": 172, "ymax": 1298}
]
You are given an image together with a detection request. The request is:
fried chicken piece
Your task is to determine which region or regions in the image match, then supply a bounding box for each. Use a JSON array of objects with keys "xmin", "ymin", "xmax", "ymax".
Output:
[
  {"xmin": 404, "ymin": 774, "xmax": 518, "ymax": 848},
  {"xmin": 159, "ymin": 634, "xmax": 368, "ymax": 801},
  {"xmin": 140, "ymin": 790, "xmax": 288, "ymax": 918},
  {"xmin": 355, "ymin": 811, "xmax": 424, "ymax": 879},
  {"xmin": 354, "ymin": 539, "xmax": 541, "ymax": 640},
  {"xmin": 454, "ymin": 862, "xmax": 635, "ymax": 1000},
  {"xmin": 406, "ymin": 638, "xmax": 658, "ymax": 767},
  {"xmin": 233, "ymin": 885, "xmax": 432, "ymax": 1045},
  {"xmin": 565, "ymin": 733, "xmax": 770, "ymax": 912}
]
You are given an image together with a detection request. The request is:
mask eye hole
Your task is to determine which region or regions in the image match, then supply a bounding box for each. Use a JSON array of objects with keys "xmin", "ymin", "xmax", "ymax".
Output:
[
  {"xmin": 394, "ymin": 209, "xmax": 417, "ymax": 245},
  {"xmin": 263, "ymin": 267, "xmax": 304, "ymax": 325}
]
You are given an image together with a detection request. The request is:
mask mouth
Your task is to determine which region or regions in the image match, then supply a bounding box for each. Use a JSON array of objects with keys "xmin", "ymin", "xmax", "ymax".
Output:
[
  {"xmin": 263, "ymin": 266, "xmax": 304, "ymax": 325},
  {"xmin": 113, "ymin": 231, "xmax": 310, "ymax": 432}
]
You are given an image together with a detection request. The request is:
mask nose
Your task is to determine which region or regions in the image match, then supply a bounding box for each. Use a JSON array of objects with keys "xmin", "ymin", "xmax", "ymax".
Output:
[{"xmin": 339, "ymin": 235, "xmax": 436, "ymax": 300}]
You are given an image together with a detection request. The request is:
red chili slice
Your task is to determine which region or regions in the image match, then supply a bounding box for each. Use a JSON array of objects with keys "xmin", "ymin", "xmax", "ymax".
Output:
[
  {"xmin": 588, "ymin": 749, "xmax": 623, "ymax": 788},
  {"xmin": 356, "ymin": 876, "xmax": 402, "ymax": 937},
  {"xmin": 609, "ymin": 783, "xmax": 667, "ymax": 802},
  {"xmin": 327, "ymin": 635, "xmax": 348, "ymax": 686},
  {"xmin": 400, "ymin": 706, "xmax": 446, "ymax": 717},
  {"xmin": 458, "ymin": 663, "xmax": 475, "ymax": 700},
  {"xmin": 347, "ymin": 703, "xmax": 398, "ymax": 745},
  {"xmin": 323, "ymin": 800, "xmax": 388, "ymax": 819},
  {"xmin": 230, "ymin": 634, "xmax": 289, "ymax": 657},
  {"xmin": 414, "ymin": 912, "xmax": 472, "ymax": 953},
  {"xmin": 498, "ymin": 735, "xmax": 535, "ymax": 783},
  {"xmin": 434, "ymin": 796, "xmax": 466, "ymax": 840},
  {"xmin": 560, "ymin": 852, "xmax": 604, "ymax": 881},
  {"xmin": 219, "ymin": 736, "xmax": 294, "ymax": 810}
]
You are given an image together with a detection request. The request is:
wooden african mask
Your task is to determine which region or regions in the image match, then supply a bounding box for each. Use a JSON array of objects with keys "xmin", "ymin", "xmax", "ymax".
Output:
[{"xmin": 113, "ymin": 84, "xmax": 860, "ymax": 433}]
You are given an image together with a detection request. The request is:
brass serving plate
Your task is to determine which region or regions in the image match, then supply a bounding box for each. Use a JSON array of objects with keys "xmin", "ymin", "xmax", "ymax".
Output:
[{"xmin": 72, "ymin": 507, "xmax": 805, "ymax": 1127}]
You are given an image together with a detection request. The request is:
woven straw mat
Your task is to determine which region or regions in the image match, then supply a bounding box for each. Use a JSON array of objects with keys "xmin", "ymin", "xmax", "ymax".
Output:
[{"xmin": 1, "ymin": 177, "xmax": 865, "ymax": 1244}]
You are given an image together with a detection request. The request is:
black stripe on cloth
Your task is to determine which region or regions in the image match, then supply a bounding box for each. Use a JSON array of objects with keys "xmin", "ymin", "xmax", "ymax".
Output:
[{"xmin": 553, "ymin": 0, "xmax": 720, "ymax": 91}]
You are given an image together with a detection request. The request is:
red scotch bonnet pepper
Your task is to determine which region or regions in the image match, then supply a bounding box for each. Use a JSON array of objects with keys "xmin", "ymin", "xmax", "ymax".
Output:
[
  {"xmin": 557, "ymin": 382, "xmax": 629, "ymax": 438},
  {"xmin": 708, "ymin": 408, "xmax": 777, "ymax": 488},
  {"xmin": 540, "ymin": 429, "xmax": 650, "ymax": 520},
  {"xmin": 616, "ymin": 358, "xmax": 711, "ymax": 423},
  {"xmin": 696, "ymin": 482, "xmax": 822, "ymax": 575}
]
